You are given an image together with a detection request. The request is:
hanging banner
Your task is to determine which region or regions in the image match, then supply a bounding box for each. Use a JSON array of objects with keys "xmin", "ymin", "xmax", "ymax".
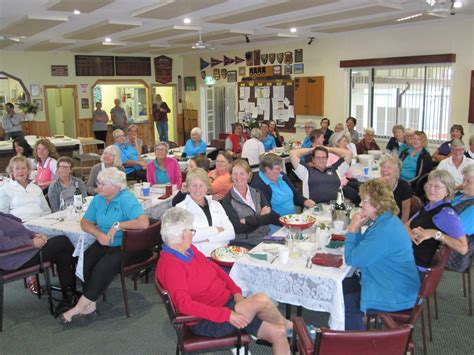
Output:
[
  {"xmin": 223, "ymin": 55, "xmax": 234, "ymax": 66},
  {"xmin": 235, "ymin": 56, "xmax": 245, "ymax": 64},
  {"xmin": 154, "ymin": 55, "xmax": 173, "ymax": 84},
  {"xmin": 211, "ymin": 57, "xmax": 223, "ymax": 67},
  {"xmin": 200, "ymin": 57, "xmax": 210, "ymax": 70}
]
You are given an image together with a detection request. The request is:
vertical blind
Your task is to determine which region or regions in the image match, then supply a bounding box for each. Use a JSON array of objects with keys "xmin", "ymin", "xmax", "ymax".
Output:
[{"xmin": 349, "ymin": 63, "xmax": 453, "ymax": 140}]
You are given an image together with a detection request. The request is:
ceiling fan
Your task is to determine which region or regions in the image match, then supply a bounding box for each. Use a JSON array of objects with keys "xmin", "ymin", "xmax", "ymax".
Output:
[
  {"xmin": 397, "ymin": 0, "xmax": 462, "ymax": 21},
  {"xmin": 192, "ymin": 32, "xmax": 214, "ymax": 50}
]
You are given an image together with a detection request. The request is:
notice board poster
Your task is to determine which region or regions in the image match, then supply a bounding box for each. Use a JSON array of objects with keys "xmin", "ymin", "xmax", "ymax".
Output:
[{"xmin": 154, "ymin": 55, "xmax": 173, "ymax": 84}]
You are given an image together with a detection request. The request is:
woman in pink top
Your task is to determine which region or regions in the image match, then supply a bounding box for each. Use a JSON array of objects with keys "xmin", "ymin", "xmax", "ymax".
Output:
[
  {"xmin": 33, "ymin": 138, "xmax": 59, "ymax": 192},
  {"xmin": 146, "ymin": 142, "xmax": 182, "ymax": 188},
  {"xmin": 208, "ymin": 151, "xmax": 232, "ymax": 200}
]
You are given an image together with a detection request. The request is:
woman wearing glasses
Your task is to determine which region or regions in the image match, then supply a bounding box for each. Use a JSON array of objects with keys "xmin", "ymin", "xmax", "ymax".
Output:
[
  {"xmin": 156, "ymin": 207, "xmax": 291, "ymax": 354},
  {"xmin": 406, "ymin": 170, "xmax": 468, "ymax": 277},
  {"xmin": 57, "ymin": 167, "xmax": 150, "ymax": 324}
]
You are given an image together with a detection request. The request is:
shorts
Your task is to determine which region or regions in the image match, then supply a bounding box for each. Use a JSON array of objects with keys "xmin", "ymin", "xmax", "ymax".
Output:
[{"xmin": 190, "ymin": 297, "xmax": 263, "ymax": 338}]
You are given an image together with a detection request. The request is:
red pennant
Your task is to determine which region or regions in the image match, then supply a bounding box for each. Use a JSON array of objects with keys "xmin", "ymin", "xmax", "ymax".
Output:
[
  {"xmin": 234, "ymin": 56, "xmax": 245, "ymax": 64},
  {"xmin": 211, "ymin": 57, "xmax": 223, "ymax": 67},
  {"xmin": 223, "ymin": 55, "xmax": 234, "ymax": 66}
]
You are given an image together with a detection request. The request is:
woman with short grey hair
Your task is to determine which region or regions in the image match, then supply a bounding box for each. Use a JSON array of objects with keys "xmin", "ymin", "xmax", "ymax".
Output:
[
  {"xmin": 466, "ymin": 134, "xmax": 474, "ymax": 159},
  {"xmin": 406, "ymin": 169, "xmax": 468, "ymax": 276},
  {"xmin": 437, "ymin": 139, "xmax": 474, "ymax": 186},
  {"xmin": 242, "ymin": 128, "xmax": 265, "ymax": 171},
  {"xmin": 386, "ymin": 124, "xmax": 406, "ymax": 153},
  {"xmin": 183, "ymin": 127, "xmax": 207, "ymax": 157},
  {"xmin": 156, "ymin": 207, "xmax": 291, "ymax": 353},
  {"xmin": 87, "ymin": 145, "xmax": 124, "ymax": 195},
  {"xmin": 58, "ymin": 167, "xmax": 149, "ymax": 324}
]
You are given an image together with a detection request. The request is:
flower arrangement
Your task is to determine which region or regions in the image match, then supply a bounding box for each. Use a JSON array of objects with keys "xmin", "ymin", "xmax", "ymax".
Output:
[
  {"xmin": 241, "ymin": 113, "xmax": 260, "ymax": 130},
  {"xmin": 18, "ymin": 101, "xmax": 39, "ymax": 115}
]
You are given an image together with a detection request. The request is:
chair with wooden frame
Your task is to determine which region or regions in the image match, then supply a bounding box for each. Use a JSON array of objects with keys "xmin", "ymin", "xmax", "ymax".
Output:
[
  {"xmin": 0, "ymin": 245, "xmax": 53, "ymax": 331},
  {"xmin": 118, "ymin": 221, "xmax": 162, "ymax": 318},
  {"xmin": 369, "ymin": 251, "xmax": 446, "ymax": 355},
  {"xmin": 155, "ymin": 278, "xmax": 251, "ymax": 355},
  {"xmin": 292, "ymin": 313, "xmax": 412, "ymax": 355}
]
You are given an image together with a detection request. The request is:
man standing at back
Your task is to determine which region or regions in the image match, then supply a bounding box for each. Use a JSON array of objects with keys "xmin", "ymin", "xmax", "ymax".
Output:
[
  {"xmin": 110, "ymin": 99, "xmax": 127, "ymax": 131},
  {"xmin": 152, "ymin": 94, "xmax": 171, "ymax": 142},
  {"xmin": 2, "ymin": 102, "xmax": 24, "ymax": 140}
]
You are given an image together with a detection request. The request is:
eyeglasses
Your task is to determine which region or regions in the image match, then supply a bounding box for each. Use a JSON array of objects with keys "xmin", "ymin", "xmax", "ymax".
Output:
[
  {"xmin": 97, "ymin": 181, "xmax": 107, "ymax": 187},
  {"xmin": 186, "ymin": 229, "xmax": 196, "ymax": 236},
  {"xmin": 58, "ymin": 165, "xmax": 71, "ymax": 169},
  {"xmin": 426, "ymin": 183, "xmax": 446, "ymax": 191},
  {"xmin": 360, "ymin": 198, "xmax": 371, "ymax": 204},
  {"xmin": 314, "ymin": 156, "xmax": 328, "ymax": 161}
]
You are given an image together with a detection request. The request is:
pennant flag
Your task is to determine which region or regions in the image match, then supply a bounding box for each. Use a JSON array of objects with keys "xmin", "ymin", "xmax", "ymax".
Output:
[
  {"xmin": 200, "ymin": 58, "xmax": 210, "ymax": 71},
  {"xmin": 211, "ymin": 57, "xmax": 223, "ymax": 67},
  {"xmin": 223, "ymin": 55, "xmax": 234, "ymax": 66},
  {"xmin": 234, "ymin": 56, "xmax": 245, "ymax": 64}
]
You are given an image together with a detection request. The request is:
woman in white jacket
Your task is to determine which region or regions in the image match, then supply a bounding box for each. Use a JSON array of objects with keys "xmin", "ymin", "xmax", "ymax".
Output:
[{"xmin": 176, "ymin": 168, "xmax": 235, "ymax": 256}]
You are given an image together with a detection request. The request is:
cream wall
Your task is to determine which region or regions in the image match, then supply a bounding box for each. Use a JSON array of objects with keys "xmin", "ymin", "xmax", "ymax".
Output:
[
  {"xmin": 182, "ymin": 17, "xmax": 474, "ymax": 140},
  {"xmin": 0, "ymin": 51, "xmax": 183, "ymax": 123}
]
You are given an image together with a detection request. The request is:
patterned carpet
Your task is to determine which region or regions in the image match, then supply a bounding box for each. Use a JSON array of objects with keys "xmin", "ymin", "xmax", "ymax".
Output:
[{"xmin": 2, "ymin": 269, "xmax": 472, "ymax": 354}]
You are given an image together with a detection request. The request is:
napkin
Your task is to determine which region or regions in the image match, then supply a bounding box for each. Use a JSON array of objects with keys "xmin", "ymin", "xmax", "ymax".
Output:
[
  {"xmin": 312, "ymin": 253, "xmax": 343, "ymax": 268},
  {"xmin": 331, "ymin": 234, "xmax": 346, "ymax": 241},
  {"xmin": 326, "ymin": 240, "xmax": 344, "ymax": 249},
  {"xmin": 248, "ymin": 253, "xmax": 268, "ymax": 261}
]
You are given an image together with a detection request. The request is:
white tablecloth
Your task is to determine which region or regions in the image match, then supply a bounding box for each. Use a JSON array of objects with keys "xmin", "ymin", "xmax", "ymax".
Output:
[
  {"xmin": 0, "ymin": 135, "xmax": 82, "ymax": 152},
  {"xmin": 351, "ymin": 163, "xmax": 380, "ymax": 181}
]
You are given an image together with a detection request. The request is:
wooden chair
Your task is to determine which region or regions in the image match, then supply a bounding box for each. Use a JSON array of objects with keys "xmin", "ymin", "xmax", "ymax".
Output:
[
  {"xmin": 0, "ymin": 246, "xmax": 53, "ymax": 331},
  {"xmin": 409, "ymin": 195, "xmax": 424, "ymax": 217},
  {"xmin": 167, "ymin": 141, "xmax": 179, "ymax": 149},
  {"xmin": 372, "ymin": 252, "xmax": 446, "ymax": 355},
  {"xmin": 119, "ymin": 221, "xmax": 162, "ymax": 318},
  {"xmin": 155, "ymin": 278, "xmax": 250, "ymax": 355},
  {"xmin": 292, "ymin": 313, "xmax": 412, "ymax": 355}
]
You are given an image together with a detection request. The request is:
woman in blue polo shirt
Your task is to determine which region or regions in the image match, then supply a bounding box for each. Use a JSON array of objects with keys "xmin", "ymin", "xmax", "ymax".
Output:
[
  {"xmin": 260, "ymin": 121, "xmax": 276, "ymax": 152},
  {"xmin": 57, "ymin": 167, "xmax": 150, "ymax": 324},
  {"xmin": 183, "ymin": 127, "xmax": 207, "ymax": 157}
]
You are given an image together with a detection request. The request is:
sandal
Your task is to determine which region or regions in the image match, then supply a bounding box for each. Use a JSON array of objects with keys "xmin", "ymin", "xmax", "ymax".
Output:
[{"xmin": 27, "ymin": 278, "xmax": 44, "ymax": 296}]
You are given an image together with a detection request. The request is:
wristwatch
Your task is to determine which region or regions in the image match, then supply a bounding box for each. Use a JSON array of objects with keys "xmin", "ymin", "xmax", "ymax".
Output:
[
  {"xmin": 434, "ymin": 231, "xmax": 444, "ymax": 241},
  {"xmin": 113, "ymin": 222, "xmax": 121, "ymax": 231}
]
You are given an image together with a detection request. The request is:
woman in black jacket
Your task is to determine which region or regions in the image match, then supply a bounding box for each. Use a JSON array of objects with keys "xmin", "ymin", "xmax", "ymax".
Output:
[{"xmin": 221, "ymin": 160, "xmax": 280, "ymax": 247}]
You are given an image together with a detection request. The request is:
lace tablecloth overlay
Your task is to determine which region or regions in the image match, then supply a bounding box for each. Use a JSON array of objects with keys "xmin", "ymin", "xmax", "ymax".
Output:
[
  {"xmin": 25, "ymin": 193, "xmax": 173, "ymax": 280},
  {"xmin": 229, "ymin": 242, "xmax": 352, "ymax": 330}
]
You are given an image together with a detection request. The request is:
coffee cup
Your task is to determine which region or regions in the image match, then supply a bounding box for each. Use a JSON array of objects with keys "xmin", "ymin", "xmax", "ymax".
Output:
[
  {"xmin": 165, "ymin": 184, "xmax": 172, "ymax": 195},
  {"xmin": 142, "ymin": 182, "xmax": 151, "ymax": 197},
  {"xmin": 363, "ymin": 166, "xmax": 369, "ymax": 175},
  {"xmin": 133, "ymin": 183, "xmax": 142, "ymax": 196}
]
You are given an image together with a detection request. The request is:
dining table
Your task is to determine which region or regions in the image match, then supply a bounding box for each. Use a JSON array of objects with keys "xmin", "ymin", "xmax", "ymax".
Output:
[
  {"xmin": 141, "ymin": 146, "xmax": 217, "ymax": 172},
  {"xmin": 228, "ymin": 208, "xmax": 354, "ymax": 330},
  {"xmin": 24, "ymin": 190, "xmax": 176, "ymax": 280}
]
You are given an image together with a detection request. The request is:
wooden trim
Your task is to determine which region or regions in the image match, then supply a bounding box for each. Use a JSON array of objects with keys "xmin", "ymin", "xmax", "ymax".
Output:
[
  {"xmin": 151, "ymin": 84, "xmax": 179, "ymax": 143},
  {"xmin": 0, "ymin": 71, "xmax": 31, "ymax": 102},
  {"xmin": 340, "ymin": 54, "xmax": 456, "ymax": 68},
  {"xmin": 469, "ymin": 71, "xmax": 474, "ymax": 124}
]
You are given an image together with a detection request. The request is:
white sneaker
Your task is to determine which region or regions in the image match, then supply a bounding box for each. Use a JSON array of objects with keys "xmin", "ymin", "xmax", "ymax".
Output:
[{"xmin": 230, "ymin": 347, "xmax": 251, "ymax": 355}]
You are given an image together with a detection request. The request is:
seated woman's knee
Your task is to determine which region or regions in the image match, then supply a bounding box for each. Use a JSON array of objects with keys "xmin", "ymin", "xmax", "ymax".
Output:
[{"xmin": 253, "ymin": 293, "xmax": 273, "ymax": 309}]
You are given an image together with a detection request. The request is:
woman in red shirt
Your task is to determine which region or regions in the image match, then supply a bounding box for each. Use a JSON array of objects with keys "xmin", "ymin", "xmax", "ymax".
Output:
[
  {"xmin": 156, "ymin": 207, "xmax": 291, "ymax": 354},
  {"xmin": 225, "ymin": 123, "xmax": 246, "ymax": 158}
]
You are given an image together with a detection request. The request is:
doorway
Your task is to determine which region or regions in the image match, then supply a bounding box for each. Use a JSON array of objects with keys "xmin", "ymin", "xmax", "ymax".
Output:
[
  {"xmin": 152, "ymin": 85, "xmax": 177, "ymax": 144},
  {"xmin": 44, "ymin": 86, "xmax": 77, "ymax": 137}
]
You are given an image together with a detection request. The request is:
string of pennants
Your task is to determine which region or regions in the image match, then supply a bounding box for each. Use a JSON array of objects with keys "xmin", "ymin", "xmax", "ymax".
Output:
[{"xmin": 200, "ymin": 56, "xmax": 245, "ymax": 70}]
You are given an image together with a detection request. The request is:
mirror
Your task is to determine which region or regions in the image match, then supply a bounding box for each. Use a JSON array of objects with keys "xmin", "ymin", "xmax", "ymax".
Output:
[
  {"xmin": 91, "ymin": 80, "xmax": 150, "ymax": 124},
  {"xmin": 0, "ymin": 71, "xmax": 31, "ymax": 116}
]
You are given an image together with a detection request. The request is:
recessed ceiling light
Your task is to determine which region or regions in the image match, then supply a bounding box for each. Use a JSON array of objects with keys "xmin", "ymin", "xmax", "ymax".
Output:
[
  {"xmin": 104, "ymin": 37, "xmax": 111, "ymax": 43},
  {"xmin": 290, "ymin": 27, "xmax": 297, "ymax": 33},
  {"xmin": 73, "ymin": 9, "xmax": 81, "ymax": 15},
  {"xmin": 183, "ymin": 18, "xmax": 191, "ymax": 24}
]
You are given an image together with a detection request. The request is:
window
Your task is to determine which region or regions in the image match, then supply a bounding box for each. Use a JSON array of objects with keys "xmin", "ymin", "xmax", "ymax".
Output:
[{"xmin": 348, "ymin": 63, "xmax": 453, "ymax": 141}]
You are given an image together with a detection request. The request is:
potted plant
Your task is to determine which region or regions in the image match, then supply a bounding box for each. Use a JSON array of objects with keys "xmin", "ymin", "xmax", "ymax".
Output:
[{"xmin": 18, "ymin": 101, "xmax": 38, "ymax": 121}]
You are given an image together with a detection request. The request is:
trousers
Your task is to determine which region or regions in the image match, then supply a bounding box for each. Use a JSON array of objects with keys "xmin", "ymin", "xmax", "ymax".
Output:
[{"xmin": 156, "ymin": 121, "xmax": 168, "ymax": 142}]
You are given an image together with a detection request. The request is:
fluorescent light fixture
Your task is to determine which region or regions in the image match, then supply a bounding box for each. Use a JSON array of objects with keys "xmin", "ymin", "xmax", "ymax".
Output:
[
  {"xmin": 104, "ymin": 37, "xmax": 111, "ymax": 43},
  {"xmin": 183, "ymin": 18, "xmax": 191, "ymax": 24},
  {"xmin": 396, "ymin": 13, "xmax": 423, "ymax": 22},
  {"xmin": 73, "ymin": 9, "xmax": 81, "ymax": 15},
  {"xmin": 453, "ymin": 1, "xmax": 462, "ymax": 8},
  {"xmin": 290, "ymin": 27, "xmax": 297, "ymax": 33}
]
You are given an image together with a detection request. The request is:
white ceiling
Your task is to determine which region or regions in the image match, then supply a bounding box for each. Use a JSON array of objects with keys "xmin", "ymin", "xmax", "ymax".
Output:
[{"xmin": 0, "ymin": 0, "xmax": 472, "ymax": 55}]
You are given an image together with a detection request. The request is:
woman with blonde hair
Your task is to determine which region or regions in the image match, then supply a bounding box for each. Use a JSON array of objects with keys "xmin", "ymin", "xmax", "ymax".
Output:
[
  {"xmin": 87, "ymin": 145, "xmax": 124, "ymax": 195},
  {"xmin": 221, "ymin": 160, "xmax": 280, "ymax": 247},
  {"xmin": 343, "ymin": 179, "xmax": 420, "ymax": 330},
  {"xmin": 176, "ymin": 168, "xmax": 234, "ymax": 256},
  {"xmin": 33, "ymin": 138, "xmax": 59, "ymax": 192},
  {"xmin": 379, "ymin": 155, "xmax": 412, "ymax": 223}
]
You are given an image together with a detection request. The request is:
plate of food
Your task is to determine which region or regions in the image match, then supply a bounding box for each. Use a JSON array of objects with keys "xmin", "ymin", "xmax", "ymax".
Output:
[
  {"xmin": 279, "ymin": 214, "xmax": 316, "ymax": 230},
  {"xmin": 211, "ymin": 246, "xmax": 249, "ymax": 267}
]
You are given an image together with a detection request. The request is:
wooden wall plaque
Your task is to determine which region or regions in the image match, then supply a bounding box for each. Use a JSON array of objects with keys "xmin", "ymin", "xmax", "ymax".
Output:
[
  {"xmin": 75, "ymin": 55, "xmax": 114, "ymax": 76},
  {"xmin": 115, "ymin": 56, "xmax": 151, "ymax": 76}
]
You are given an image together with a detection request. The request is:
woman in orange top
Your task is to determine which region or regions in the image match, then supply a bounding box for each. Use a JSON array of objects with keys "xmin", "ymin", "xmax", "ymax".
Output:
[{"xmin": 208, "ymin": 151, "xmax": 233, "ymax": 200}]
